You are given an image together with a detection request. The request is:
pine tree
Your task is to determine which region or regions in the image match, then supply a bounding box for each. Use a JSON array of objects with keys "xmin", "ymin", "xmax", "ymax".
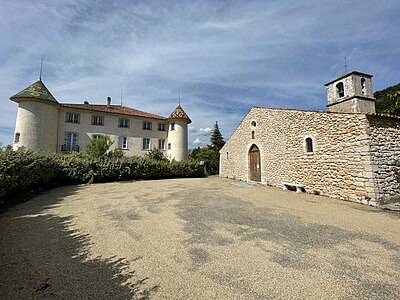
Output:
[{"xmin": 210, "ymin": 121, "xmax": 225, "ymax": 152}]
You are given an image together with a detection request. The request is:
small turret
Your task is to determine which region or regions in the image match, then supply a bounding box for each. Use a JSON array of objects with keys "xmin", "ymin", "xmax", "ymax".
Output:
[
  {"xmin": 325, "ymin": 71, "xmax": 376, "ymax": 113},
  {"xmin": 167, "ymin": 104, "xmax": 191, "ymax": 161},
  {"xmin": 11, "ymin": 79, "xmax": 60, "ymax": 152}
]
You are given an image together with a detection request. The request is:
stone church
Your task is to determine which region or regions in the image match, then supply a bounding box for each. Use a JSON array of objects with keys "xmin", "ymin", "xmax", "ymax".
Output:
[
  {"xmin": 220, "ymin": 71, "xmax": 400, "ymax": 206},
  {"xmin": 10, "ymin": 79, "xmax": 191, "ymax": 161}
]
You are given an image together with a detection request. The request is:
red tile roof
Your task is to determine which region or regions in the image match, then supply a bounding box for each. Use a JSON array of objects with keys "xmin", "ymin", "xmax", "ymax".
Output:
[{"xmin": 61, "ymin": 103, "xmax": 167, "ymax": 120}]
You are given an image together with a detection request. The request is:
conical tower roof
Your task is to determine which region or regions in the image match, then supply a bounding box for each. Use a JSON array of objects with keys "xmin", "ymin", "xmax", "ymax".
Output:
[
  {"xmin": 168, "ymin": 104, "xmax": 191, "ymax": 124},
  {"xmin": 10, "ymin": 79, "xmax": 58, "ymax": 104}
]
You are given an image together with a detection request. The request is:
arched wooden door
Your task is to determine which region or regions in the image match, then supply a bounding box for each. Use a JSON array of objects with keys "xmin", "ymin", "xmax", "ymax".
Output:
[{"xmin": 249, "ymin": 144, "xmax": 261, "ymax": 182}]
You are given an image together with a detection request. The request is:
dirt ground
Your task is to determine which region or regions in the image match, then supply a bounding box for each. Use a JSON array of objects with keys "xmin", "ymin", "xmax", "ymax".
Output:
[{"xmin": 1, "ymin": 176, "xmax": 399, "ymax": 299}]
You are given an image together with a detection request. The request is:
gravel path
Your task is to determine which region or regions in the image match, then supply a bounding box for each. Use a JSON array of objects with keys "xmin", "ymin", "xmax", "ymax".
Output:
[{"xmin": 1, "ymin": 177, "xmax": 399, "ymax": 299}]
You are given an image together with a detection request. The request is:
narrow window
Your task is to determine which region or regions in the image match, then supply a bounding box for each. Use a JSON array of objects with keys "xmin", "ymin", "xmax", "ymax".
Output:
[
  {"xmin": 336, "ymin": 82, "xmax": 344, "ymax": 98},
  {"xmin": 168, "ymin": 143, "xmax": 171, "ymax": 150},
  {"xmin": 14, "ymin": 133, "xmax": 20, "ymax": 143},
  {"xmin": 226, "ymin": 152, "xmax": 229, "ymax": 160},
  {"xmin": 252, "ymin": 131, "xmax": 255, "ymax": 139},
  {"xmin": 118, "ymin": 118, "xmax": 130, "ymax": 128},
  {"xmin": 63, "ymin": 132, "xmax": 79, "ymax": 152},
  {"xmin": 361, "ymin": 78, "xmax": 366, "ymax": 95},
  {"xmin": 119, "ymin": 136, "xmax": 128, "ymax": 149},
  {"xmin": 305, "ymin": 137, "xmax": 313, "ymax": 153},
  {"xmin": 91, "ymin": 115, "xmax": 104, "ymax": 126},
  {"xmin": 171, "ymin": 123, "xmax": 175, "ymax": 131},
  {"xmin": 142, "ymin": 121, "xmax": 152, "ymax": 130},
  {"xmin": 142, "ymin": 138, "xmax": 150, "ymax": 150},
  {"xmin": 158, "ymin": 123, "xmax": 166, "ymax": 131},
  {"xmin": 158, "ymin": 139, "xmax": 166, "ymax": 150},
  {"xmin": 66, "ymin": 113, "xmax": 80, "ymax": 123}
]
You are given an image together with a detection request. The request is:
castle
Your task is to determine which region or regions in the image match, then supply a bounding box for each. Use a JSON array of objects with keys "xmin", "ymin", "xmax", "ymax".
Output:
[
  {"xmin": 220, "ymin": 71, "xmax": 400, "ymax": 206},
  {"xmin": 10, "ymin": 79, "xmax": 191, "ymax": 161}
]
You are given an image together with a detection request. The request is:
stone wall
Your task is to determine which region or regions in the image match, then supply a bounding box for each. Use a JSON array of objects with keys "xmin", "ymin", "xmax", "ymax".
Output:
[
  {"xmin": 220, "ymin": 107, "xmax": 377, "ymax": 204},
  {"xmin": 367, "ymin": 116, "xmax": 400, "ymax": 204}
]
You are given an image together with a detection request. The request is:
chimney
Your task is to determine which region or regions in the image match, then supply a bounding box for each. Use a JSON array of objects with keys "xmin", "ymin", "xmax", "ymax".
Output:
[{"xmin": 107, "ymin": 97, "xmax": 111, "ymax": 108}]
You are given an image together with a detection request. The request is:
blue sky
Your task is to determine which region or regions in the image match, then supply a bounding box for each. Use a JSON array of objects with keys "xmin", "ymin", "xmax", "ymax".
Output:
[{"xmin": 1, "ymin": 0, "xmax": 399, "ymax": 148}]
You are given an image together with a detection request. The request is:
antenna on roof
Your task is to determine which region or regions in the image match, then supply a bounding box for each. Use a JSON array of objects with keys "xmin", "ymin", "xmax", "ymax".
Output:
[
  {"xmin": 39, "ymin": 58, "xmax": 43, "ymax": 81},
  {"xmin": 344, "ymin": 57, "xmax": 348, "ymax": 73},
  {"xmin": 120, "ymin": 89, "xmax": 123, "ymax": 106},
  {"xmin": 179, "ymin": 88, "xmax": 181, "ymax": 105}
]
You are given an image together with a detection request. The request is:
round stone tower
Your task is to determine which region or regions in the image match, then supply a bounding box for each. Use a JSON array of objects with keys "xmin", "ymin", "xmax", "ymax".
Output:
[
  {"xmin": 167, "ymin": 104, "xmax": 191, "ymax": 161},
  {"xmin": 10, "ymin": 79, "xmax": 60, "ymax": 152}
]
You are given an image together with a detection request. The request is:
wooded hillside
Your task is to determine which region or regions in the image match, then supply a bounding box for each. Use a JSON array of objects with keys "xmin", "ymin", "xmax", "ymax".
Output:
[{"xmin": 374, "ymin": 83, "xmax": 400, "ymax": 115}]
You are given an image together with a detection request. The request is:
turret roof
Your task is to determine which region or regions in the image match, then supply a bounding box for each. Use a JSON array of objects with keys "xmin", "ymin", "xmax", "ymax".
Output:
[
  {"xmin": 10, "ymin": 79, "xmax": 58, "ymax": 104},
  {"xmin": 168, "ymin": 104, "xmax": 191, "ymax": 123}
]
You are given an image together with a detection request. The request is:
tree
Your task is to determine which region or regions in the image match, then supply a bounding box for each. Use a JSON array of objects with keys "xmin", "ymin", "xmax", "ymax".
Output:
[
  {"xmin": 210, "ymin": 121, "xmax": 225, "ymax": 151},
  {"xmin": 189, "ymin": 121, "xmax": 225, "ymax": 175},
  {"xmin": 189, "ymin": 147, "xmax": 219, "ymax": 174},
  {"xmin": 384, "ymin": 91, "xmax": 400, "ymax": 116},
  {"xmin": 374, "ymin": 83, "xmax": 400, "ymax": 116},
  {"xmin": 85, "ymin": 135, "xmax": 123, "ymax": 158},
  {"xmin": 145, "ymin": 148, "xmax": 168, "ymax": 161}
]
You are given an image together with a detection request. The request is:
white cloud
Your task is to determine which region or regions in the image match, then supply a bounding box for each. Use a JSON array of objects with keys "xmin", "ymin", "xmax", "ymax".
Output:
[
  {"xmin": 192, "ymin": 138, "xmax": 207, "ymax": 147},
  {"xmin": 196, "ymin": 127, "xmax": 212, "ymax": 136}
]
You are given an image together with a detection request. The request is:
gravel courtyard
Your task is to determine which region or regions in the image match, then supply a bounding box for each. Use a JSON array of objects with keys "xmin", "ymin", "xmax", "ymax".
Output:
[{"xmin": 1, "ymin": 177, "xmax": 399, "ymax": 299}]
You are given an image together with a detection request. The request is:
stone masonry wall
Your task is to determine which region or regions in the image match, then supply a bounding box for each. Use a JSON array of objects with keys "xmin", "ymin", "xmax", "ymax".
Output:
[
  {"xmin": 367, "ymin": 116, "xmax": 400, "ymax": 204},
  {"xmin": 220, "ymin": 107, "xmax": 377, "ymax": 205}
]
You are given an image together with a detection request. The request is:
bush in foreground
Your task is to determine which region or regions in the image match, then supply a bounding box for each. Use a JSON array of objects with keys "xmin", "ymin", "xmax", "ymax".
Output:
[{"xmin": 0, "ymin": 148, "xmax": 204, "ymax": 201}]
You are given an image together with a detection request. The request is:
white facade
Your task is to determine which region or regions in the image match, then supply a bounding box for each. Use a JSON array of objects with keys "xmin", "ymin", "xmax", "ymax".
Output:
[
  {"xmin": 14, "ymin": 100, "xmax": 59, "ymax": 152},
  {"xmin": 11, "ymin": 80, "xmax": 191, "ymax": 161},
  {"xmin": 167, "ymin": 120, "xmax": 189, "ymax": 161}
]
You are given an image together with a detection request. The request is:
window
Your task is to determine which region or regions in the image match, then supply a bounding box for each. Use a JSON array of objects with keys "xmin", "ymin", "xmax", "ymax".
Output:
[
  {"xmin": 143, "ymin": 121, "xmax": 152, "ymax": 130},
  {"xmin": 251, "ymin": 121, "xmax": 256, "ymax": 127},
  {"xmin": 119, "ymin": 118, "xmax": 130, "ymax": 128},
  {"xmin": 66, "ymin": 113, "xmax": 80, "ymax": 123},
  {"xmin": 226, "ymin": 152, "xmax": 229, "ymax": 160},
  {"xmin": 158, "ymin": 123, "xmax": 166, "ymax": 131},
  {"xmin": 91, "ymin": 115, "xmax": 104, "ymax": 126},
  {"xmin": 305, "ymin": 137, "xmax": 314, "ymax": 153},
  {"xmin": 171, "ymin": 123, "xmax": 175, "ymax": 131},
  {"xmin": 336, "ymin": 82, "xmax": 344, "ymax": 98},
  {"xmin": 168, "ymin": 143, "xmax": 171, "ymax": 150},
  {"xmin": 119, "ymin": 136, "xmax": 128, "ymax": 149},
  {"xmin": 158, "ymin": 139, "xmax": 166, "ymax": 150},
  {"xmin": 14, "ymin": 133, "xmax": 20, "ymax": 143},
  {"xmin": 361, "ymin": 78, "xmax": 366, "ymax": 95},
  {"xmin": 143, "ymin": 138, "xmax": 151, "ymax": 150},
  {"xmin": 252, "ymin": 131, "xmax": 255, "ymax": 139},
  {"xmin": 63, "ymin": 132, "xmax": 79, "ymax": 152},
  {"xmin": 92, "ymin": 134, "xmax": 101, "ymax": 140}
]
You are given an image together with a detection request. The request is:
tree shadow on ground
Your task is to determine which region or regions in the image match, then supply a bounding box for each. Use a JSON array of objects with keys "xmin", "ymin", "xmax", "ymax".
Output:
[{"xmin": 0, "ymin": 185, "xmax": 158, "ymax": 299}]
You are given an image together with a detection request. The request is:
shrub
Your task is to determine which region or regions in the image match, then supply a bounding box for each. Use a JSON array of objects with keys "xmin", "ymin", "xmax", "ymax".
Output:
[
  {"xmin": 0, "ymin": 148, "xmax": 60, "ymax": 198},
  {"xmin": 0, "ymin": 148, "xmax": 204, "ymax": 202},
  {"xmin": 145, "ymin": 148, "xmax": 168, "ymax": 161}
]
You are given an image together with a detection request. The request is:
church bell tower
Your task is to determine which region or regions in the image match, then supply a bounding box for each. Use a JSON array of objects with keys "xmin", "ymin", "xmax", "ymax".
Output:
[{"xmin": 325, "ymin": 71, "xmax": 376, "ymax": 113}]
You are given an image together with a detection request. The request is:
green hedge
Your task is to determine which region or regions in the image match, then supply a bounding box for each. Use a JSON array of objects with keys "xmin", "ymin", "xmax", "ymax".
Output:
[{"xmin": 0, "ymin": 148, "xmax": 204, "ymax": 200}]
